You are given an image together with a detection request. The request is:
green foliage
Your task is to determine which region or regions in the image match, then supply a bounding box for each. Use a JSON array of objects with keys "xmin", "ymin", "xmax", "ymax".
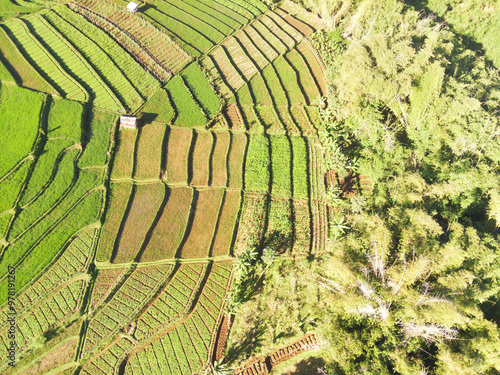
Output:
[
  {"xmin": 291, "ymin": 136, "xmax": 309, "ymax": 199},
  {"xmin": 270, "ymin": 136, "xmax": 292, "ymax": 197},
  {"xmin": 0, "ymin": 84, "xmax": 44, "ymax": 177},
  {"xmin": 47, "ymin": 98, "xmax": 83, "ymax": 143},
  {"xmin": 0, "ymin": 159, "xmax": 31, "ymax": 212},
  {"xmin": 19, "ymin": 140, "xmax": 73, "ymax": 207},
  {"xmin": 53, "ymin": 6, "xmax": 159, "ymax": 99},
  {"xmin": 244, "ymin": 135, "xmax": 270, "ymax": 192},
  {"xmin": 141, "ymin": 89, "xmax": 175, "ymax": 123},
  {"xmin": 182, "ymin": 62, "xmax": 221, "ymax": 119},
  {"xmin": 166, "ymin": 75, "xmax": 207, "ymax": 127},
  {"xmin": 78, "ymin": 108, "xmax": 116, "ymax": 168}
]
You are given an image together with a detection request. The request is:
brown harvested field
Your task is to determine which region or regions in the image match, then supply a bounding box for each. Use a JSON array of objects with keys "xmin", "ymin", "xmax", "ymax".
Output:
[
  {"xmin": 89, "ymin": 267, "xmax": 128, "ymax": 309},
  {"xmin": 16, "ymin": 337, "xmax": 78, "ymax": 375},
  {"xmin": 224, "ymin": 103, "xmax": 244, "ymax": 130},
  {"xmin": 166, "ymin": 127, "xmax": 193, "ymax": 185},
  {"xmin": 140, "ymin": 186, "xmax": 193, "ymax": 261},
  {"xmin": 211, "ymin": 131, "xmax": 230, "ymax": 187},
  {"xmin": 275, "ymin": 8, "xmax": 314, "ymax": 37},
  {"xmin": 113, "ymin": 183, "xmax": 166, "ymax": 263},
  {"xmin": 0, "ymin": 28, "xmax": 57, "ymax": 94},
  {"xmin": 111, "ymin": 129, "xmax": 138, "ymax": 179},
  {"xmin": 297, "ymin": 42, "xmax": 326, "ymax": 96},
  {"xmin": 191, "ymin": 131, "xmax": 213, "ymax": 187},
  {"xmin": 96, "ymin": 182, "xmax": 133, "ymax": 262},
  {"xmin": 292, "ymin": 199, "xmax": 311, "ymax": 256},
  {"xmin": 227, "ymin": 132, "xmax": 247, "ymax": 189},
  {"xmin": 280, "ymin": 0, "xmax": 325, "ymax": 30},
  {"xmin": 179, "ymin": 188, "xmax": 225, "ymax": 259},
  {"xmin": 134, "ymin": 122, "xmax": 166, "ymax": 180},
  {"xmin": 234, "ymin": 193, "xmax": 268, "ymax": 255},
  {"xmin": 211, "ymin": 190, "xmax": 242, "ymax": 257}
]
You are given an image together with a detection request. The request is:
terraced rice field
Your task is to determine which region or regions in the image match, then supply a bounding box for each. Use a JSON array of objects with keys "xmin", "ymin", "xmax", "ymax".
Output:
[{"xmin": 0, "ymin": 0, "xmax": 330, "ymax": 373}]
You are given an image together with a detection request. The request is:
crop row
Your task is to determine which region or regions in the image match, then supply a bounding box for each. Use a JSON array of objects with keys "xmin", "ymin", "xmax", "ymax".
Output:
[
  {"xmin": 134, "ymin": 263, "xmax": 207, "ymax": 341},
  {"xmin": 244, "ymin": 134, "xmax": 310, "ymax": 199},
  {"xmin": 83, "ymin": 263, "xmax": 174, "ymax": 354},
  {"xmin": 126, "ymin": 261, "xmax": 233, "ymax": 374},
  {"xmin": 0, "ymin": 228, "xmax": 95, "ymax": 321},
  {"xmin": 0, "ymin": 27, "xmax": 56, "ymax": 94},
  {"xmin": 77, "ymin": 0, "xmax": 191, "ymax": 73},
  {"xmin": 81, "ymin": 337, "xmax": 133, "ymax": 375},
  {"xmin": 3, "ymin": 18, "xmax": 88, "ymax": 101},
  {"xmin": 234, "ymin": 193, "xmax": 268, "ymax": 255},
  {"xmin": 0, "ymin": 188, "xmax": 104, "ymax": 307},
  {"xmin": 0, "ymin": 279, "xmax": 87, "ymax": 367},
  {"xmin": 90, "ymin": 267, "xmax": 128, "ymax": 310},
  {"xmin": 43, "ymin": 10, "xmax": 144, "ymax": 111}
]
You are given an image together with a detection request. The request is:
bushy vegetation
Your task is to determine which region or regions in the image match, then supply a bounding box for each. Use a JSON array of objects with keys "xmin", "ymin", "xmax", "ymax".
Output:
[
  {"xmin": 244, "ymin": 135, "xmax": 270, "ymax": 193},
  {"xmin": 166, "ymin": 76, "xmax": 207, "ymax": 127},
  {"xmin": 182, "ymin": 62, "xmax": 221, "ymax": 119},
  {"xmin": 228, "ymin": 0, "xmax": 500, "ymax": 373}
]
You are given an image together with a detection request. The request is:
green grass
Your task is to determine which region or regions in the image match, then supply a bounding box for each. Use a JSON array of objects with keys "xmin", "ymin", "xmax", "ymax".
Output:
[
  {"xmin": 55, "ymin": 7, "xmax": 159, "ymax": 99},
  {"xmin": 182, "ymin": 62, "xmax": 221, "ymax": 119},
  {"xmin": 47, "ymin": 98, "xmax": 83, "ymax": 143},
  {"xmin": 20, "ymin": 139, "xmax": 73, "ymax": 206},
  {"xmin": 166, "ymin": 76, "xmax": 206, "ymax": 127},
  {"xmin": 270, "ymin": 136, "xmax": 292, "ymax": 197},
  {"xmin": 249, "ymin": 73, "xmax": 272, "ymax": 105},
  {"xmin": 291, "ymin": 136, "xmax": 309, "ymax": 199},
  {"xmin": 141, "ymin": 89, "xmax": 175, "ymax": 123},
  {"xmin": 0, "ymin": 84, "xmax": 44, "ymax": 178},
  {"xmin": 245, "ymin": 134, "xmax": 270, "ymax": 192},
  {"xmin": 0, "ymin": 57, "xmax": 13, "ymax": 82},
  {"xmin": 0, "ymin": 214, "xmax": 10, "ymax": 238},
  {"xmin": 78, "ymin": 108, "xmax": 117, "ymax": 168},
  {"xmin": 235, "ymin": 82, "xmax": 253, "ymax": 105},
  {"xmin": 0, "ymin": 159, "xmax": 31, "ymax": 212},
  {"xmin": 96, "ymin": 182, "xmax": 132, "ymax": 262}
]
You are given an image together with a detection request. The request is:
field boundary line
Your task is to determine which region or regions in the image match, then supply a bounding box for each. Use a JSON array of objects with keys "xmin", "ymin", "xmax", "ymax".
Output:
[{"xmin": 16, "ymin": 17, "xmax": 89, "ymax": 101}]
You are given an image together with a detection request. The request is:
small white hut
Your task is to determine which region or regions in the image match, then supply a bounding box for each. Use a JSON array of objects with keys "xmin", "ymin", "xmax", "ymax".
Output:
[
  {"xmin": 120, "ymin": 116, "xmax": 137, "ymax": 129},
  {"xmin": 126, "ymin": 2, "xmax": 139, "ymax": 12}
]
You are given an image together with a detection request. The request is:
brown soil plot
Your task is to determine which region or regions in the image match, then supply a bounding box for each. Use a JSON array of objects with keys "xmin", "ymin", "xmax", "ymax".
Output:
[
  {"xmin": 211, "ymin": 189, "xmax": 242, "ymax": 257},
  {"xmin": 227, "ymin": 132, "xmax": 247, "ymax": 189},
  {"xmin": 166, "ymin": 127, "xmax": 193, "ymax": 185},
  {"xmin": 211, "ymin": 131, "xmax": 230, "ymax": 187},
  {"xmin": 113, "ymin": 183, "xmax": 165, "ymax": 263},
  {"xmin": 96, "ymin": 182, "xmax": 133, "ymax": 262},
  {"xmin": 111, "ymin": 129, "xmax": 137, "ymax": 179},
  {"xmin": 190, "ymin": 131, "xmax": 213, "ymax": 187},
  {"xmin": 179, "ymin": 188, "xmax": 224, "ymax": 259},
  {"xmin": 140, "ymin": 186, "xmax": 193, "ymax": 262},
  {"xmin": 134, "ymin": 122, "xmax": 166, "ymax": 180}
]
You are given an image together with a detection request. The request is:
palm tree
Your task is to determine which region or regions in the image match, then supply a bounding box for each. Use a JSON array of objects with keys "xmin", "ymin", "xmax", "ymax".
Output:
[{"xmin": 211, "ymin": 360, "xmax": 233, "ymax": 375}]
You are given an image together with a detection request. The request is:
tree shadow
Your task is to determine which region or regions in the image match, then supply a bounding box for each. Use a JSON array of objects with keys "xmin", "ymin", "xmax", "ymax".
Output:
[
  {"xmin": 281, "ymin": 356, "xmax": 326, "ymax": 375},
  {"xmin": 259, "ymin": 229, "xmax": 293, "ymax": 254},
  {"xmin": 225, "ymin": 321, "xmax": 266, "ymax": 363}
]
